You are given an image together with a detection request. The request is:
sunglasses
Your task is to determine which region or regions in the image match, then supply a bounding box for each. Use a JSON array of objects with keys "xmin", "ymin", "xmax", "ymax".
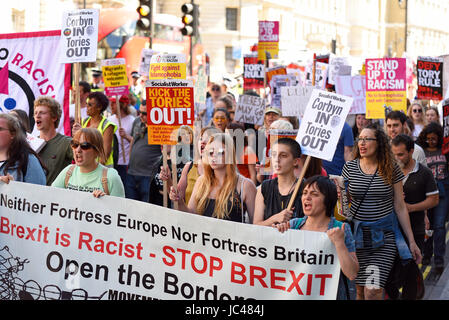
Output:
[
  {"xmin": 207, "ymin": 148, "xmax": 225, "ymax": 157},
  {"xmin": 70, "ymin": 141, "xmax": 95, "ymax": 150},
  {"xmin": 412, "ymin": 109, "xmax": 422, "ymax": 113},
  {"xmin": 213, "ymin": 116, "xmax": 227, "ymax": 121},
  {"xmin": 211, "ymin": 87, "xmax": 220, "ymax": 91},
  {"xmin": 139, "ymin": 111, "xmax": 147, "ymax": 116}
]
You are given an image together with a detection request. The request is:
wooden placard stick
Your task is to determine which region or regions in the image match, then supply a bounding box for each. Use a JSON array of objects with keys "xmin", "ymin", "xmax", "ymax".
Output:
[
  {"xmin": 170, "ymin": 145, "xmax": 178, "ymax": 210},
  {"xmin": 162, "ymin": 145, "xmax": 168, "ymax": 208},
  {"xmin": 286, "ymin": 53, "xmax": 316, "ymax": 211},
  {"xmin": 115, "ymin": 95, "xmax": 127, "ymax": 163},
  {"xmin": 74, "ymin": 62, "xmax": 81, "ymax": 124}
]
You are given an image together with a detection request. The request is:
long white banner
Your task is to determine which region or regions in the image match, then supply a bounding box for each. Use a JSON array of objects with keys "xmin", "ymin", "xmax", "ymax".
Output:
[{"xmin": 0, "ymin": 182, "xmax": 340, "ymax": 300}]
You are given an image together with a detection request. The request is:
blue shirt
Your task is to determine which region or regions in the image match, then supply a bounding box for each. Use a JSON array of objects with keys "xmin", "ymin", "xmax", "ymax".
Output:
[{"xmin": 322, "ymin": 122, "xmax": 354, "ymax": 175}]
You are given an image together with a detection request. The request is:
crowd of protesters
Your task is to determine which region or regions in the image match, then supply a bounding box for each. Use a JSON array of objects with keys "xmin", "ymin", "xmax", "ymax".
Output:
[{"xmin": 1, "ymin": 68, "xmax": 448, "ymax": 301}]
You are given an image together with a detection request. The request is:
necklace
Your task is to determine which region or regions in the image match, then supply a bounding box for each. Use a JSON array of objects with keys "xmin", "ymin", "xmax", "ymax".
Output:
[
  {"xmin": 280, "ymin": 178, "xmax": 298, "ymax": 210},
  {"xmin": 360, "ymin": 159, "xmax": 378, "ymax": 175}
]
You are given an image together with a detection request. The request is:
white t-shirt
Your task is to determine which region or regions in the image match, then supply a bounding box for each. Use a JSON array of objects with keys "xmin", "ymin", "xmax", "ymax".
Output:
[{"xmin": 107, "ymin": 114, "xmax": 136, "ymax": 165}]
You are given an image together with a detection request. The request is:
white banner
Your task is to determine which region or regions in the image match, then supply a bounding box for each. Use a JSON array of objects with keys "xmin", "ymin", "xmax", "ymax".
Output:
[
  {"xmin": 0, "ymin": 182, "xmax": 340, "ymax": 300},
  {"xmin": 0, "ymin": 31, "xmax": 71, "ymax": 135},
  {"xmin": 59, "ymin": 9, "xmax": 99, "ymax": 63},
  {"xmin": 296, "ymin": 89, "xmax": 353, "ymax": 161}
]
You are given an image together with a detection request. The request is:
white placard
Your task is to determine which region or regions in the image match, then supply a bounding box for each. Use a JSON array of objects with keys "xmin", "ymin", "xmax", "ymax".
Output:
[
  {"xmin": 296, "ymin": 89, "xmax": 353, "ymax": 161},
  {"xmin": 305, "ymin": 62, "xmax": 328, "ymax": 89},
  {"xmin": 234, "ymin": 95, "xmax": 265, "ymax": 125},
  {"xmin": 328, "ymin": 55, "xmax": 350, "ymax": 85},
  {"xmin": 334, "ymin": 75, "xmax": 366, "ymax": 115},
  {"xmin": 280, "ymin": 85, "xmax": 314, "ymax": 118},
  {"xmin": 139, "ymin": 49, "xmax": 158, "ymax": 77},
  {"xmin": 59, "ymin": 9, "xmax": 99, "ymax": 63}
]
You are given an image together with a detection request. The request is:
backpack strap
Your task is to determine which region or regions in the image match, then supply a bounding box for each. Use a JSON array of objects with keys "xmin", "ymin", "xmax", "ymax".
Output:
[
  {"xmin": 101, "ymin": 167, "xmax": 109, "ymax": 195},
  {"xmin": 64, "ymin": 164, "xmax": 76, "ymax": 188}
]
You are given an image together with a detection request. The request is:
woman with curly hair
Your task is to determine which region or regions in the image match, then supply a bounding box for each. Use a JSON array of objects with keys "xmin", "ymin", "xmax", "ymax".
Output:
[
  {"xmin": 341, "ymin": 123, "xmax": 421, "ymax": 300},
  {"xmin": 416, "ymin": 122, "xmax": 449, "ymax": 272}
]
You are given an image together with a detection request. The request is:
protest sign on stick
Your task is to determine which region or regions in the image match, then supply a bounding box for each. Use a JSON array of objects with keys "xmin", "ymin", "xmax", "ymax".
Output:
[
  {"xmin": 288, "ymin": 88, "xmax": 353, "ymax": 210},
  {"xmin": 334, "ymin": 75, "xmax": 366, "ymax": 115},
  {"xmin": 60, "ymin": 8, "xmax": 99, "ymax": 125},
  {"xmin": 365, "ymin": 58, "xmax": 407, "ymax": 119},
  {"xmin": 102, "ymin": 58, "xmax": 129, "ymax": 163},
  {"xmin": 442, "ymin": 99, "xmax": 449, "ymax": 155},
  {"xmin": 234, "ymin": 95, "xmax": 265, "ymax": 126},
  {"xmin": 146, "ymin": 78, "xmax": 193, "ymax": 207},
  {"xmin": 417, "ymin": 56, "xmax": 443, "ymax": 101},
  {"xmin": 280, "ymin": 85, "xmax": 314, "ymax": 118}
]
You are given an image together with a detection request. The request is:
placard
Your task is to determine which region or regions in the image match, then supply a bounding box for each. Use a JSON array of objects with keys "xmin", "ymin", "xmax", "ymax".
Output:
[
  {"xmin": 305, "ymin": 62, "xmax": 328, "ymax": 89},
  {"xmin": 145, "ymin": 79, "xmax": 194, "ymax": 145},
  {"xmin": 443, "ymin": 99, "xmax": 449, "ymax": 154},
  {"xmin": 59, "ymin": 9, "xmax": 99, "ymax": 63},
  {"xmin": 258, "ymin": 21, "xmax": 279, "ymax": 60},
  {"xmin": 243, "ymin": 54, "xmax": 264, "ymax": 90},
  {"xmin": 334, "ymin": 75, "xmax": 366, "ymax": 115},
  {"xmin": 269, "ymin": 74, "xmax": 297, "ymax": 109},
  {"xmin": 139, "ymin": 49, "xmax": 158, "ymax": 78},
  {"xmin": 234, "ymin": 94, "xmax": 265, "ymax": 125},
  {"xmin": 0, "ymin": 181, "xmax": 341, "ymax": 300},
  {"xmin": 327, "ymin": 55, "xmax": 350, "ymax": 85},
  {"xmin": 296, "ymin": 89, "xmax": 353, "ymax": 161},
  {"xmin": 365, "ymin": 58, "xmax": 407, "ymax": 119},
  {"xmin": 149, "ymin": 53, "xmax": 187, "ymax": 80},
  {"xmin": 280, "ymin": 86, "xmax": 314, "ymax": 118},
  {"xmin": 417, "ymin": 56, "xmax": 443, "ymax": 101},
  {"xmin": 101, "ymin": 58, "xmax": 129, "ymax": 97}
]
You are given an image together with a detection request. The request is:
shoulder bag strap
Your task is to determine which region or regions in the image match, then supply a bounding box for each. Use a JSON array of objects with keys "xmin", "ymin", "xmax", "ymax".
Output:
[{"xmin": 350, "ymin": 168, "xmax": 378, "ymax": 219}]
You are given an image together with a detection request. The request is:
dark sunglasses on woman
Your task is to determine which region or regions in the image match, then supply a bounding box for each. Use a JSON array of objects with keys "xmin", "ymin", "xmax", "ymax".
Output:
[{"xmin": 70, "ymin": 140, "xmax": 95, "ymax": 150}]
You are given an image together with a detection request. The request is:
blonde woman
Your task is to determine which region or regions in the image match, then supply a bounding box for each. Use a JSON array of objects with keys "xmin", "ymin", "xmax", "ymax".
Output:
[
  {"xmin": 52, "ymin": 128, "xmax": 125, "ymax": 198},
  {"xmin": 407, "ymin": 102, "xmax": 427, "ymax": 140},
  {"xmin": 169, "ymin": 133, "xmax": 256, "ymax": 223}
]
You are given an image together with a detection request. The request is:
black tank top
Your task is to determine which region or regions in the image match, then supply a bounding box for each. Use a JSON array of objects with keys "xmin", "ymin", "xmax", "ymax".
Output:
[
  {"xmin": 261, "ymin": 177, "xmax": 304, "ymax": 220},
  {"xmin": 202, "ymin": 189, "xmax": 246, "ymax": 223}
]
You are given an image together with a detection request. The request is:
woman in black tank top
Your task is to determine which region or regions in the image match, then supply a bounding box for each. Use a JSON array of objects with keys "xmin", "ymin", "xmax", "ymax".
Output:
[{"xmin": 169, "ymin": 133, "xmax": 256, "ymax": 223}]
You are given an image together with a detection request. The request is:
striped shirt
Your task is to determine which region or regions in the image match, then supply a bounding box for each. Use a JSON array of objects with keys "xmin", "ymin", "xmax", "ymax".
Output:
[{"xmin": 342, "ymin": 158, "xmax": 404, "ymax": 221}]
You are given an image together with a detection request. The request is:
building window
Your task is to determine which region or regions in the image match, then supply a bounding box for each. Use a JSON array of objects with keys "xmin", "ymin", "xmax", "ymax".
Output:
[
  {"xmin": 226, "ymin": 8, "xmax": 238, "ymax": 31},
  {"xmin": 12, "ymin": 9, "xmax": 25, "ymax": 32},
  {"xmin": 225, "ymin": 46, "xmax": 236, "ymax": 73}
]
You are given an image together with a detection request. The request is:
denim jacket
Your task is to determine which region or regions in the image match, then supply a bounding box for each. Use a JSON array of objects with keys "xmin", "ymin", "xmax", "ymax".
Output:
[
  {"xmin": 352, "ymin": 212, "xmax": 412, "ymax": 263},
  {"xmin": 0, "ymin": 154, "xmax": 46, "ymax": 185}
]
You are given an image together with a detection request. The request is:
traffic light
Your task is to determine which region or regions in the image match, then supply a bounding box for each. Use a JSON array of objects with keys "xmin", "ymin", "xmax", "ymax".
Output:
[
  {"xmin": 137, "ymin": 0, "xmax": 153, "ymax": 30},
  {"xmin": 181, "ymin": 3, "xmax": 199, "ymax": 37}
]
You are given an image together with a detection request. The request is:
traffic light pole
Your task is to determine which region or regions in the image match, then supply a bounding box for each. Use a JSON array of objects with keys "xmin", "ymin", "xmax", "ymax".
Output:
[{"xmin": 189, "ymin": 0, "xmax": 194, "ymax": 76}]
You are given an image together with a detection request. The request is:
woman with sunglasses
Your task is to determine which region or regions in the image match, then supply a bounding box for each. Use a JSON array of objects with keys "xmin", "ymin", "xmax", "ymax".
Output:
[
  {"xmin": 407, "ymin": 102, "xmax": 427, "ymax": 140},
  {"xmin": 0, "ymin": 114, "xmax": 46, "ymax": 185},
  {"xmin": 169, "ymin": 132, "xmax": 256, "ymax": 223},
  {"xmin": 341, "ymin": 123, "xmax": 421, "ymax": 300},
  {"xmin": 52, "ymin": 128, "xmax": 125, "ymax": 198},
  {"xmin": 211, "ymin": 108, "xmax": 231, "ymax": 132},
  {"xmin": 416, "ymin": 122, "xmax": 449, "ymax": 272}
]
